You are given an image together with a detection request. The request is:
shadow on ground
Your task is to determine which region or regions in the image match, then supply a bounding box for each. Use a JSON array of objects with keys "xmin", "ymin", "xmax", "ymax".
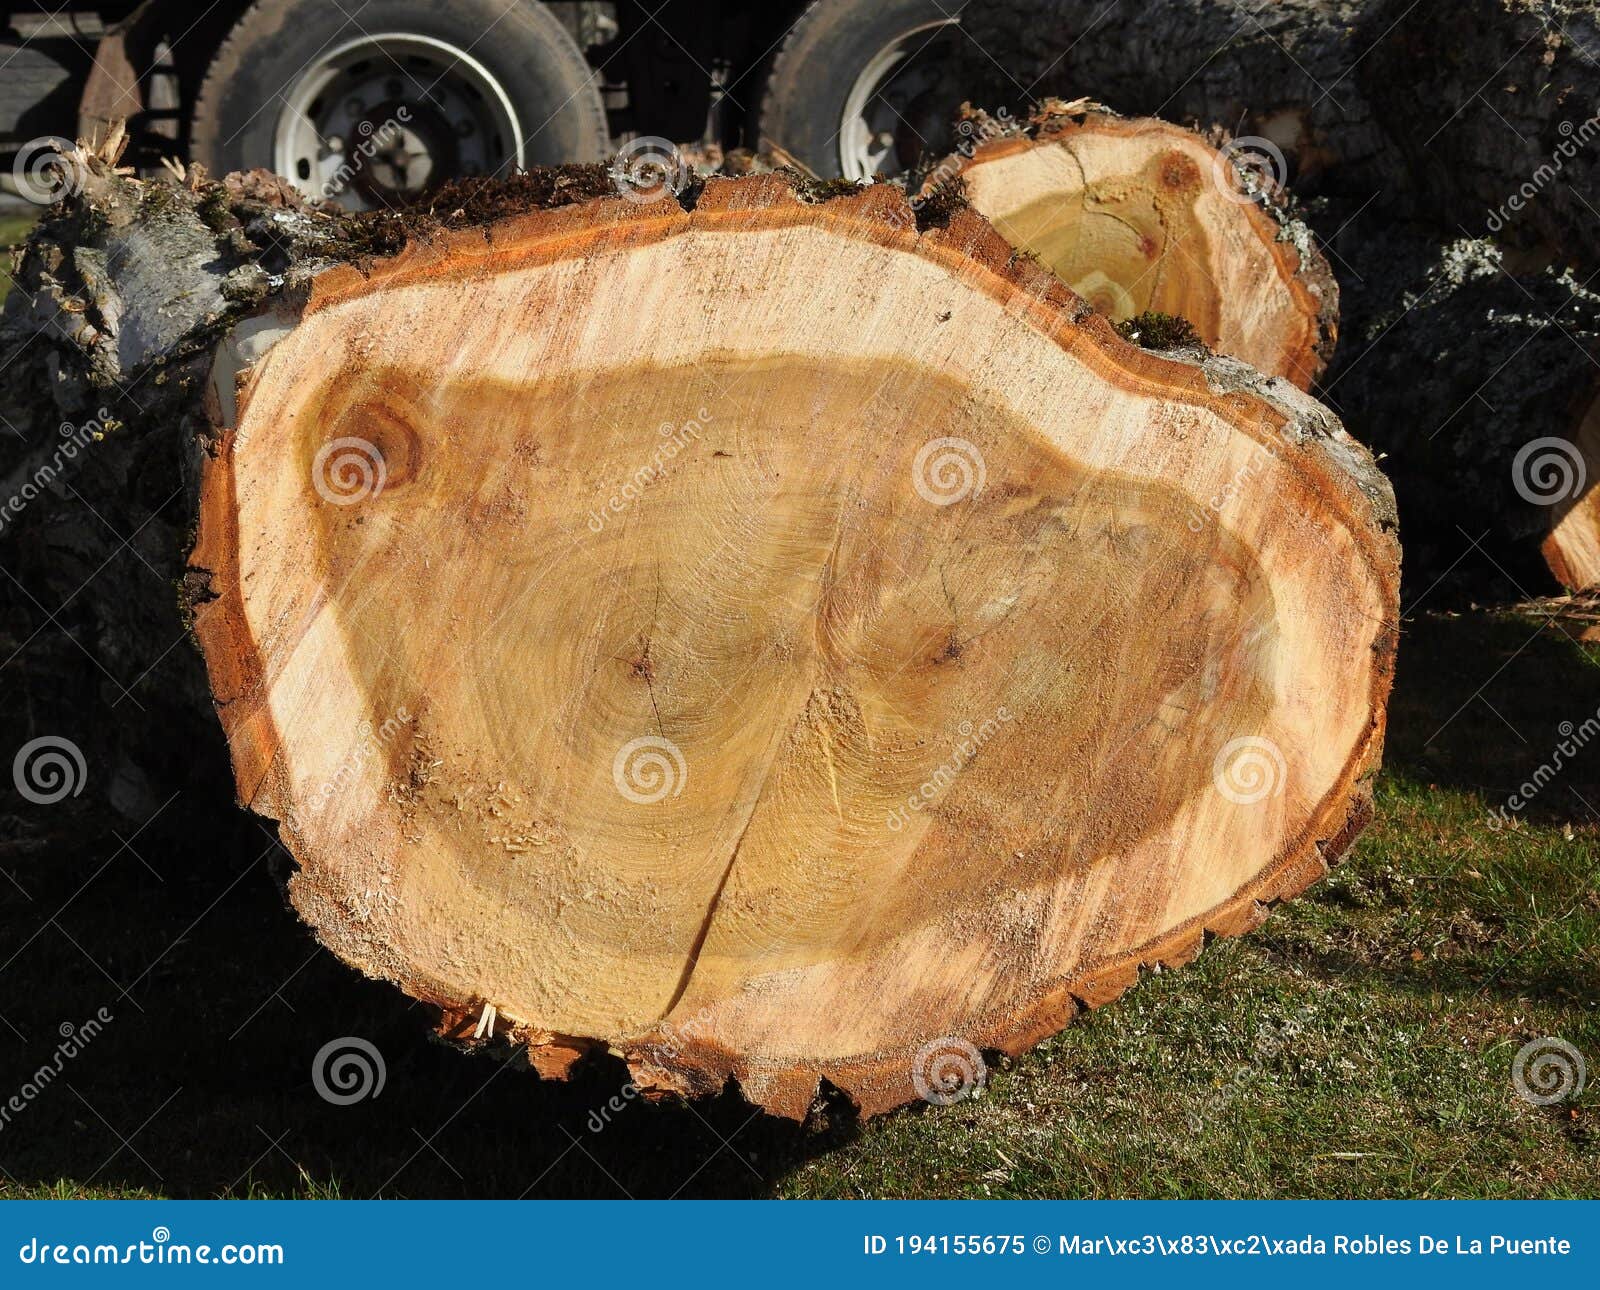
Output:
[
  {"xmin": 0, "ymin": 605, "xmax": 1594, "ymax": 1198},
  {"xmin": 0, "ymin": 799, "xmax": 863, "ymax": 1198},
  {"xmin": 1386, "ymin": 609, "xmax": 1600, "ymax": 816}
]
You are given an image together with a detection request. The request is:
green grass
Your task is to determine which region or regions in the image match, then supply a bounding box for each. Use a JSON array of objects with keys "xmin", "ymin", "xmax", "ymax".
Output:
[
  {"xmin": 785, "ymin": 772, "xmax": 1597, "ymax": 1199},
  {"xmin": 0, "ymin": 210, "xmax": 38, "ymax": 296},
  {"xmin": 0, "ymin": 607, "xmax": 1594, "ymax": 1199}
]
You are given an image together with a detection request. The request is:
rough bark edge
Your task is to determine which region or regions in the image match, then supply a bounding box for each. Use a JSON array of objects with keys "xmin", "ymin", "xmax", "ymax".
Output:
[
  {"xmin": 928, "ymin": 99, "xmax": 1340, "ymax": 391},
  {"xmin": 1325, "ymin": 229, "xmax": 1600, "ymax": 596},
  {"xmin": 618, "ymin": 345, "xmax": 1396, "ymax": 1121},
  {"xmin": 1, "ymin": 146, "xmax": 644, "ymax": 401},
  {"xmin": 181, "ymin": 171, "xmax": 1399, "ymax": 1120}
]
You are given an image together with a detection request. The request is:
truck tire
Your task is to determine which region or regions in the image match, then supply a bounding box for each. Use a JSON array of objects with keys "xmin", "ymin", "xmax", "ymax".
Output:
[
  {"xmin": 189, "ymin": 0, "xmax": 610, "ymax": 207},
  {"xmin": 756, "ymin": 0, "xmax": 966, "ymax": 180}
]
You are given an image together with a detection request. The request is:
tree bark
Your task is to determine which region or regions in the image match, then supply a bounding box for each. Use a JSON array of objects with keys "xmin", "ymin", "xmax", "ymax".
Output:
[
  {"xmin": 2, "ymin": 154, "xmax": 1399, "ymax": 1117},
  {"xmin": 1325, "ymin": 226, "xmax": 1600, "ymax": 593},
  {"xmin": 1365, "ymin": 0, "xmax": 1600, "ymax": 269},
  {"xmin": 956, "ymin": 0, "xmax": 1401, "ymax": 201},
  {"xmin": 934, "ymin": 101, "xmax": 1338, "ymax": 389}
]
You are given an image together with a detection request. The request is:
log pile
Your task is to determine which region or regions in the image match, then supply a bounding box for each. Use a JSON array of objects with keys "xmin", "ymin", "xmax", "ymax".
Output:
[
  {"xmin": 1365, "ymin": 0, "xmax": 1600, "ymax": 269},
  {"xmin": 956, "ymin": 0, "xmax": 1404, "ymax": 202},
  {"xmin": 5, "ymin": 0, "xmax": 1593, "ymax": 1124},
  {"xmin": 2, "ymin": 145, "xmax": 1397, "ymax": 1116},
  {"xmin": 958, "ymin": 0, "xmax": 1600, "ymax": 595}
]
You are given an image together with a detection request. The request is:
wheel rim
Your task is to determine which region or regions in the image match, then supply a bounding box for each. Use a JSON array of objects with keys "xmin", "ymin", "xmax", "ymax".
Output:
[
  {"xmin": 274, "ymin": 32, "xmax": 526, "ymax": 209},
  {"xmin": 838, "ymin": 18, "xmax": 961, "ymax": 181}
]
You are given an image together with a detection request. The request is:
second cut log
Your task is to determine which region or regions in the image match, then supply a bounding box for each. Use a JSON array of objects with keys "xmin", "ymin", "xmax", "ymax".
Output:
[{"xmin": 936, "ymin": 104, "xmax": 1337, "ymax": 390}]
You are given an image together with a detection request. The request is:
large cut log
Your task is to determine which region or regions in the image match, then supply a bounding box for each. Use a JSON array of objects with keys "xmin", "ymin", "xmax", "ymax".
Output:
[
  {"xmin": 931, "ymin": 103, "xmax": 1337, "ymax": 390},
  {"xmin": 3, "ymin": 151, "xmax": 1399, "ymax": 1118}
]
